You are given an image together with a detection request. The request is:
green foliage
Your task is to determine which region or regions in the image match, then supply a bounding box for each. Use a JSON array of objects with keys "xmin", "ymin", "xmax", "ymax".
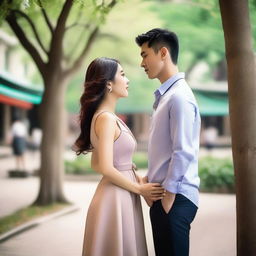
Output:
[
  {"xmin": 65, "ymin": 74, "xmax": 83, "ymax": 113},
  {"xmin": 116, "ymin": 74, "xmax": 157, "ymax": 113},
  {"xmin": 66, "ymin": 0, "xmax": 163, "ymax": 114},
  {"xmin": 65, "ymin": 154, "xmax": 94, "ymax": 174},
  {"xmin": 132, "ymin": 152, "xmax": 148, "ymax": 169},
  {"xmin": 199, "ymin": 156, "xmax": 235, "ymax": 193},
  {"xmin": 249, "ymin": 0, "xmax": 256, "ymax": 50},
  {"xmin": 65, "ymin": 151, "xmax": 149, "ymax": 175},
  {"xmin": 66, "ymin": 153, "xmax": 235, "ymax": 193},
  {"xmin": 149, "ymin": 1, "xmax": 225, "ymax": 73}
]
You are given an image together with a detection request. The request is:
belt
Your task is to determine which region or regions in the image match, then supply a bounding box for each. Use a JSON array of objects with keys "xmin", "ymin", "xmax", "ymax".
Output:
[{"xmin": 114, "ymin": 163, "xmax": 138, "ymax": 172}]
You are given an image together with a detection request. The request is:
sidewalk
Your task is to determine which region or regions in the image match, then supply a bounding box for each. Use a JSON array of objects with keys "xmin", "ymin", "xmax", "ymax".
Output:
[{"xmin": 0, "ymin": 147, "xmax": 236, "ymax": 256}]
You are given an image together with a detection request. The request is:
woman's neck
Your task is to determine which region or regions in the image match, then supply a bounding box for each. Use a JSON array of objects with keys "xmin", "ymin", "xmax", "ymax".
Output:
[{"xmin": 97, "ymin": 96, "xmax": 117, "ymax": 114}]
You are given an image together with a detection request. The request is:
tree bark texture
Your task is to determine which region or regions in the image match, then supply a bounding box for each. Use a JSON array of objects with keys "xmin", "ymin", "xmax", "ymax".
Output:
[
  {"xmin": 35, "ymin": 74, "xmax": 69, "ymax": 205},
  {"xmin": 219, "ymin": 0, "xmax": 256, "ymax": 254}
]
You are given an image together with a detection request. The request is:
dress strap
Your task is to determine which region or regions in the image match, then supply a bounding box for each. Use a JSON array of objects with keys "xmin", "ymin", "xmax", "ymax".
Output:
[{"xmin": 117, "ymin": 118, "xmax": 137, "ymax": 144}]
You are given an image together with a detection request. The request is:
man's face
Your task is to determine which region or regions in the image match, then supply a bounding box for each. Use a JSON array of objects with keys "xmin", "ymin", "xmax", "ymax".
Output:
[{"xmin": 140, "ymin": 43, "xmax": 164, "ymax": 80}]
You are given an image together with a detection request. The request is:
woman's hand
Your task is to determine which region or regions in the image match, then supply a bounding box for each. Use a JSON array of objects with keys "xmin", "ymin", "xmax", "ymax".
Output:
[
  {"xmin": 139, "ymin": 183, "xmax": 165, "ymax": 201},
  {"xmin": 134, "ymin": 174, "xmax": 143, "ymax": 184}
]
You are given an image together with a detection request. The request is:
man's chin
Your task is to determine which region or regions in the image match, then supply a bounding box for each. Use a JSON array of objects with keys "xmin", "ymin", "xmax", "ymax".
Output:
[{"xmin": 147, "ymin": 73, "xmax": 156, "ymax": 80}]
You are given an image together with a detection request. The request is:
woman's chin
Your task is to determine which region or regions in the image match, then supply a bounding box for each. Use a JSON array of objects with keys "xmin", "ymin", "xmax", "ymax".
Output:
[
  {"xmin": 116, "ymin": 91, "xmax": 128, "ymax": 99},
  {"xmin": 120, "ymin": 92, "xmax": 129, "ymax": 98}
]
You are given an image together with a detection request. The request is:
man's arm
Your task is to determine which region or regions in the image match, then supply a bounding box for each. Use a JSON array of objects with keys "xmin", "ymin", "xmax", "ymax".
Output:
[{"xmin": 161, "ymin": 94, "xmax": 197, "ymax": 213}]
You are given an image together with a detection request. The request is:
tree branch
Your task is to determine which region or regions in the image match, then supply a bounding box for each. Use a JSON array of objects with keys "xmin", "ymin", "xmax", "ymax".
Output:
[
  {"xmin": 64, "ymin": 27, "xmax": 99, "ymax": 78},
  {"xmin": 65, "ymin": 4, "xmax": 84, "ymax": 31},
  {"xmin": 65, "ymin": 22, "xmax": 90, "ymax": 31},
  {"xmin": 38, "ymin": 0, "xmax": 54, "ymax": 35},
  {"xmin": 64, "ymin": 24, "xmax": 92, "ymax": 62},
  {"xmin": 63, "ymin": 0, "xmax": 118, "ymax": 78},
  {"xmin": 48, "ymin": 0, "xmax": 73, "ymax": 68},
  {"xmin": 6, "ymin": 11, "xmax": 46, "ymax": 77},
  {"xmin": 108, "ymin": 0, "xmax": 117, "ymax": 9},
  {"xmin": 13, "ymin": 9, "xmax": 48, "ymax": 56}
]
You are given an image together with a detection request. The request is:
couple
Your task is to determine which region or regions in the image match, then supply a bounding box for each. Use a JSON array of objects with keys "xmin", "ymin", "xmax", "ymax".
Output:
[{"xmin": 75, "ymin": 28, "xmax": 201, "ymax": 256}]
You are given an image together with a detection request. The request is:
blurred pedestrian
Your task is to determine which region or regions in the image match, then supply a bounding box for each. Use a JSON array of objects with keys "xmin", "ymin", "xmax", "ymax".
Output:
[
  {"xmin": 202, "ymin": 126, "xmax": 218, "ymax": 151},
  {"xmin": 10, "ymin": 117, "xmax": 28, "ymax": 171}
]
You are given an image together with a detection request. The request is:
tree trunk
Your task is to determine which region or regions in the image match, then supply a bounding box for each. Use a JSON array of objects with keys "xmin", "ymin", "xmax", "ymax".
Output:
[
  {"xmin": 219, "ymin": 0, "xmax": 256, "ymax": 255},
  {"xmin": 34, "ymin": 73, "xmax": 69, "ymax": 205}
]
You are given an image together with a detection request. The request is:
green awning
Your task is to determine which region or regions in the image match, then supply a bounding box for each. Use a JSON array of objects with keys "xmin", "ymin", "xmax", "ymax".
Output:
[
  {"xmin": 0, "ymin": 83, "xmax": 42, "ymax": 104},
  {"xmin": 194, "ymin": 90, "xmax": 229, "ymax": 116},
  {"xmin": 0, "ymin": 71, "xmax": 43, "ymax": 104}
]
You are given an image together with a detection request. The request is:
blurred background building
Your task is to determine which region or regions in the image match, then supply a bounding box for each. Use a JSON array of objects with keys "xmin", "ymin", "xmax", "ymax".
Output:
[{"xmin": 0, "ymin": 29, "xmax": 43, "ymax": 146}]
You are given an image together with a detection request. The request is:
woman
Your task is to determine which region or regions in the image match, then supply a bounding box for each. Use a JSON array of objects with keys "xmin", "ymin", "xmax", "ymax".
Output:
[{"xmin": 74, "ymin": 57, "xmax": 165, "ymax": 256}]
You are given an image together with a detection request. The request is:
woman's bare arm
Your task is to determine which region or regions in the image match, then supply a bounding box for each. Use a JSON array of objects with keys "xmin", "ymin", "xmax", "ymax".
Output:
[{"xmin": 94, "ymin": 112, "xmax": 164, "ymax": 199}]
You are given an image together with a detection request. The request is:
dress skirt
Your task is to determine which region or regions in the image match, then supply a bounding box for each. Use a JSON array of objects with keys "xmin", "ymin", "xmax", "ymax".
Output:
[{"xmin": 82, "ymin": 170, "xmax": 148, "ymax": 256}]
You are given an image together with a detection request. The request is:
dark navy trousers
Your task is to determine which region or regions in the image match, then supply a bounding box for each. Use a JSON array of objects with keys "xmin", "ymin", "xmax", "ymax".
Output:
[{"xmin": 150, "ymin": 194, "xmax": 198, "ymax": 256}]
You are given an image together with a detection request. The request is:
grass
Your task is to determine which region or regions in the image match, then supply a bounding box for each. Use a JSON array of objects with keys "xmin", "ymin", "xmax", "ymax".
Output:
[{"xmin": 0, "ymin": 203, "xmax": 69, "ymax": 235}]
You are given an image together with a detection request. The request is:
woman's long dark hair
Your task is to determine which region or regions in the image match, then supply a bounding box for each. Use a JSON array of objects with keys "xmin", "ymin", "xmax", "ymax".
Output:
[{"xmin": 74, "ymin": 57, "xmax": 119, "ymax": 155}]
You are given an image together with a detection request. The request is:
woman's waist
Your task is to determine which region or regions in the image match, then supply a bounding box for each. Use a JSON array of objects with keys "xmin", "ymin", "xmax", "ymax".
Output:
[{"xmin": 114, "ymin": 162, "xmax": 137, "ymax": 172}]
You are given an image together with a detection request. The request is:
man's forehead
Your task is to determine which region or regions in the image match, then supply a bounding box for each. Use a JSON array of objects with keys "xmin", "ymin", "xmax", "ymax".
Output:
[
  {"xmin": 141, "ymin": 42, "xmax": 149, "ymax": 50},
  {"xmin": 140, "ymin": 43, "xmax": 151, "ymax": 55}
]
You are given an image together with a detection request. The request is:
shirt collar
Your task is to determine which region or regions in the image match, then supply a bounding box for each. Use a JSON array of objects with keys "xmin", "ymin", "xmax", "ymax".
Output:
[{"xmin": 155, "ymin": 72, "xmax": 185, "ymax": 96}]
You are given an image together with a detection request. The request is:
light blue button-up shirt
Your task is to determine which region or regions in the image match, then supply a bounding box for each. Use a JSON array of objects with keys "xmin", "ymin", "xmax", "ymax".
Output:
[{"xmin": 148, "ymin": 72, "xmax": 201, "ymax": 207}]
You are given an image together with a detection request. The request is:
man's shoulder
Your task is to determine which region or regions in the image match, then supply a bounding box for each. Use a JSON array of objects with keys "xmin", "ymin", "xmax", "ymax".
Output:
[{"xmin": 168, "ymin": 81, "xmax": 197, "ymax": 102}]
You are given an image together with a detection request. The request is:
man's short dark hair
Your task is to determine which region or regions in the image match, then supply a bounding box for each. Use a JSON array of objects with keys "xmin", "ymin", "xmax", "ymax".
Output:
[{"xmin": 135, "ymin": 28, "xmax": 179, "ymax": 64}]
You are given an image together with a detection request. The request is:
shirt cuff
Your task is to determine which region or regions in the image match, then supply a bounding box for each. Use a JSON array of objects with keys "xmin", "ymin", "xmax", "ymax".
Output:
[{"xmin": 162, "ymin": 180, "xmax": 180, "ymax": 194}]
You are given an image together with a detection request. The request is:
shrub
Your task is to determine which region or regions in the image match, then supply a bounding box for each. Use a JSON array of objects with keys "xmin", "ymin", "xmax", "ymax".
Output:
[
  {"xmin": 65, "ymin": 154, "xmax": 94, "ymax": 175},
  {"xmin": 66, "ymin": 153, "xmax": 235, "ymax": 193},
  {"xmin": 199, "ymin": 157, "xmax": 235, "ymax": 193}
]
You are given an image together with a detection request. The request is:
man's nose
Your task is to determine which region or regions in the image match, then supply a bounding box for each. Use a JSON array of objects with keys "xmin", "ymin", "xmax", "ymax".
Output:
[{"xmin": 140, "ymin": 60, "xmax": 145, "ymax": 68}]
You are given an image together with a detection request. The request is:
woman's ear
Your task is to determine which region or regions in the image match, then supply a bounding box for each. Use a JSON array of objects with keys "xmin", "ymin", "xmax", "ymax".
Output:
[
  {"xmin": 107, "ymin": 82, "xmax": 112, "ymax": 89},
  {"xmin": 107, "ymin": 82, "xmax": 113, "ymax": 93}
]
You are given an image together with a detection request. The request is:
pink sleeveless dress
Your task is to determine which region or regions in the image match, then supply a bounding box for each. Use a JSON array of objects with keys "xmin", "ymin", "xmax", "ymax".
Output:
[{"xmin": 82, "ymin": 112, "xmax": 148, "ymax": 256}]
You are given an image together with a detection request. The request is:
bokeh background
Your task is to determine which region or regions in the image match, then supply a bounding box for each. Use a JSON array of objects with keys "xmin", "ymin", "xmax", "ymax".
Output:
[{"xmin": 0, "ymin": 0, "xmax": 256, "ymax": 255}]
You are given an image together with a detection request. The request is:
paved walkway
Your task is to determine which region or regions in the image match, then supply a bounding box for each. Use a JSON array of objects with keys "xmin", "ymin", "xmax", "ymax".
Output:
[{"xmin": 0, "ymin": 147, "xmax": 236, "ymax": 256}]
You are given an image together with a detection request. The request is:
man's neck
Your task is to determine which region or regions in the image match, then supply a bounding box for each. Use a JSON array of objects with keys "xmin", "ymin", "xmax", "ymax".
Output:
[{"xmin": 158, "ymin": 65, "xmax": 179, "ymax": 84}]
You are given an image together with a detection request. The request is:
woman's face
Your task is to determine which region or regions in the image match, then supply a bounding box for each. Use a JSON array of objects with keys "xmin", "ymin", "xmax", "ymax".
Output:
[{"xmin": 111, "ymin": 64, "xmax": 129, "ymax": 98}]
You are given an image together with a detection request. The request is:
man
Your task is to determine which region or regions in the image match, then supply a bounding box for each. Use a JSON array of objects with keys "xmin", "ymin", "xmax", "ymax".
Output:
[{"xmin": 136, "ymin": 28, "xmax": 201, "ymax": 256}]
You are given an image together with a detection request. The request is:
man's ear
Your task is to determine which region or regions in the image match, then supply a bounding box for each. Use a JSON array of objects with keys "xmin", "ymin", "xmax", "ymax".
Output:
[{"xmin": 160, "ymin": 47, "xmax": 169, "ymax": 59}]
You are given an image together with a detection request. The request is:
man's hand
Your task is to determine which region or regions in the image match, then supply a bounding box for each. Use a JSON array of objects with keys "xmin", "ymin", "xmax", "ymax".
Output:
[{"xmin": 161, "ymin": 191, "xmax": 176, "ymax": 214}]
